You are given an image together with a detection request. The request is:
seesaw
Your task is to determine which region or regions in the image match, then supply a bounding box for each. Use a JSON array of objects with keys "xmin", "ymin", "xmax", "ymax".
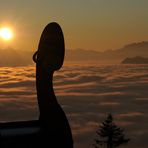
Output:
[{"xmin": 0, "ymin": 22, "xmax": 73, "ymax": 148}]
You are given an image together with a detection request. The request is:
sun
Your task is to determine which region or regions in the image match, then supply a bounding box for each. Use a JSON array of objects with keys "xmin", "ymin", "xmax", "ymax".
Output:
[{"xmin": 0, "ymin": 27, "xmax": 13, "ymax": 41}]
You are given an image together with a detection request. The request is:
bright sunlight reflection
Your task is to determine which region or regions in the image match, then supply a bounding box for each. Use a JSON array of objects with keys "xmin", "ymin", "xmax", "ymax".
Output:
[{"xmin": 0, "ymin": 27, "xmax": 13, "ymax": 41}]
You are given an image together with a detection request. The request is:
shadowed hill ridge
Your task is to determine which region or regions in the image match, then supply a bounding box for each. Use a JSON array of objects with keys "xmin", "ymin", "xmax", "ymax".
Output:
[{"xmin": 0, "ymin": 41, "xmax": 148, "ymax": 66}]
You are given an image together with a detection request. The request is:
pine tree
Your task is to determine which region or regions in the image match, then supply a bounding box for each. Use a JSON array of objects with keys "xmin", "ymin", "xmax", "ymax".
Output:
[{"xmin": 94, "ymin": 113, "xmax": 130, "ymax": 148}]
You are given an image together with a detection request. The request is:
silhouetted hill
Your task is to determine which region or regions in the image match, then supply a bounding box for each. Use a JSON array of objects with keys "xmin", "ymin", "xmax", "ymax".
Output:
[
  {"xmin": 112, "ymin": 41, "xmax": 148, "ymax": 59},
  {"xmin": 0, "ymin": 41, "xmax": 148, "ymax": 66},
  {"xmin": 65, "ymin": 41, "xmax": 148, "ymax": 63},
  {"xmin": 0, "ymin": 48, "xmax": 33, "ymax": 66},
  {"xmin": 65, "ymin": 49, "xmax": 101, "ymax": 61},
  {"xmin": 121, "ymin": 56, "xmax": 148, "ymax": 64}
]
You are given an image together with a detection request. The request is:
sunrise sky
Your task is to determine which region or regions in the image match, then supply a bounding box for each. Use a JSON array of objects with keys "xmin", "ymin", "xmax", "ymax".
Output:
[
  {"xmin": 0, "ymin": 0, "xmax": 148, "ymax": 51},
  {"xmin": 0, "ymin": 1, "xmax": 148, "ymax": 148}
]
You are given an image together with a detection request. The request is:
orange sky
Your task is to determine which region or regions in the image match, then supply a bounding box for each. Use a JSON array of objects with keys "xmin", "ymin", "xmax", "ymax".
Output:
[{"xmin": 0, "ymin": 0, "xmax": 148, "ymax": 51}]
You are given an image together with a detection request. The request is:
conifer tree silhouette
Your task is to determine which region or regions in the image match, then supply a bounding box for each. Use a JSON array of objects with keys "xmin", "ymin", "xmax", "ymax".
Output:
[{"xmin": 94, "ymin": 113, "xmax": 130, "ymax": 148}]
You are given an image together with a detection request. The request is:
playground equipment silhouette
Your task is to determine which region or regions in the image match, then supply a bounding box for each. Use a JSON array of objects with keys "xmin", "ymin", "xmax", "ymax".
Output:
[{"xmin": 0, "ymin": 22, "xmax": 73, "ymax": 148}]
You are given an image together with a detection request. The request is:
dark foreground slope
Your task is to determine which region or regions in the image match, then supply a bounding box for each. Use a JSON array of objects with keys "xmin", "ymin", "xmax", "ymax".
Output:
[{"xmin": 0, "ymin": 120, "xmax": 72, "ymax": 148}]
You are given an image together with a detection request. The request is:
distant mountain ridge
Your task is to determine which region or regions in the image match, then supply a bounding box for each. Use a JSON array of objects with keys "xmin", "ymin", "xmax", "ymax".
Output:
[
  {"xmin": 65, "ymin": 41, "xmax": 148, "ymax": 63},
  {"xmin": 0, "ymin": 48, "xmax": 33, "ymax": 66},
  {"xmin": 0, "ymin": 41, "xmax": 148, "ymax": 66},
  {"xmin": 121, "ymin": 56, "xmax": 148, "ymax": 64}
]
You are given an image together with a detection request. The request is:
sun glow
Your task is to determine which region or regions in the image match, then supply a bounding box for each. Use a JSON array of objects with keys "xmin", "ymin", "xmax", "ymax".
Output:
[{"xmin": 0, "ymin": 27, "xmax": 13, "ymax": 40}]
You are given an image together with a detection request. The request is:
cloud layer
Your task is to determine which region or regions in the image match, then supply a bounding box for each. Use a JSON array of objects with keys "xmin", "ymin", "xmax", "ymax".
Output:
[{"xmin": 0, "ymin": 64, "xmax": 148, "ymax": 148}]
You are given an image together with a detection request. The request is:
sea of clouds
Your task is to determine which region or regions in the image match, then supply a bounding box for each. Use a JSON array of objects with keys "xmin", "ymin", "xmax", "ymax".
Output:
[{"xmin": 0, "ymin": 63, "xmax": 148, "ymax": 148}]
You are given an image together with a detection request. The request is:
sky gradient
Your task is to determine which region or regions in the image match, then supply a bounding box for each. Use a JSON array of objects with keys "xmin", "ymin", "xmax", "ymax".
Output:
[{"xmin": 0, "ymin": 0, "xmax": 148, "ymax": 51}]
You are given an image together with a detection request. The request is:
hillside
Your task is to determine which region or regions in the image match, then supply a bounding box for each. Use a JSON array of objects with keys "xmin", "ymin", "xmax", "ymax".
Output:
[
  {"xmin": 65, "ymin": 41, "xmax": 148, "ymax": 62},
  {"xmin": 0, "ymin": 41, "xmax": 148, "ymax": 66},
  {"xmin": 0, "ymin": 48, "xmax": 33, "ymax": 66},
  {"xmin": 121, "ymin": 56, "xmax": 148, "ymax": 64}
]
